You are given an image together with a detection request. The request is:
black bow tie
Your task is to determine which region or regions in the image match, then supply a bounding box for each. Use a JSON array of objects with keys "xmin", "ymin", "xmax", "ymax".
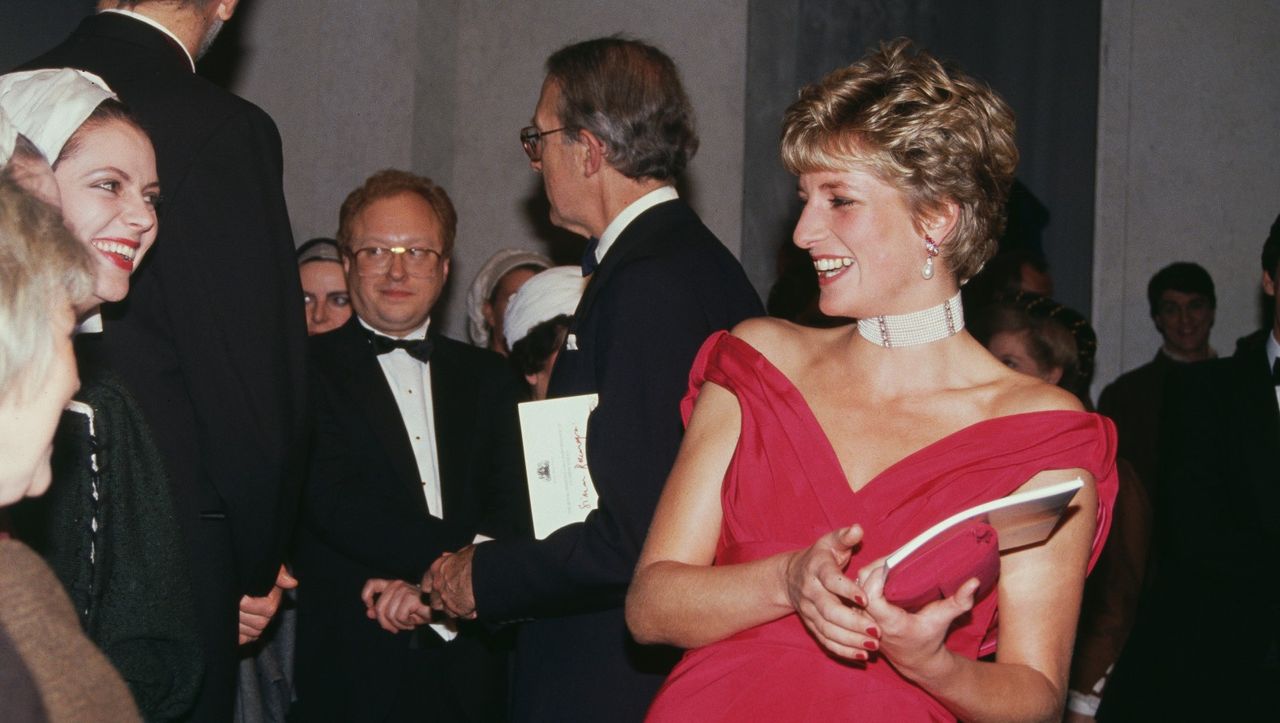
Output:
[
  {"xmin": 581, "ymin": 236, "xmax": 600, "ymax": 276},
  {"xmin": 1272, "ymin": 357, "xmax": 1280, "ymax": 385},
  {"xmin": 366, "ymin": 330, "xmax": 432, "ymax": 363}
]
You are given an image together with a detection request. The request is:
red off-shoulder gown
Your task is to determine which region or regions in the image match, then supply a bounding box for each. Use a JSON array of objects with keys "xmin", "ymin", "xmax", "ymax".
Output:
[{"xmin": 646, "ymin": 332, "xmax": 1118, "ymax": 722}]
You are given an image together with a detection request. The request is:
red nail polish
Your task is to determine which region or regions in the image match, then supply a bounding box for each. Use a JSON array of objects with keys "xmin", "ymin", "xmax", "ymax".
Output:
[
  {"xmin": 853, "ymin": 651, "xmax": 868, "ymax": 661},
  {"xmin": 865, "ymin": 626, "xmax": 879, "ymax": 638},
  {"xmin": 864, "ymin": 639, "xmax": 878, "ymax": 651},
  {"xmin": 854, "ymin": 595, "xmax": 867, "ymax": 607}
]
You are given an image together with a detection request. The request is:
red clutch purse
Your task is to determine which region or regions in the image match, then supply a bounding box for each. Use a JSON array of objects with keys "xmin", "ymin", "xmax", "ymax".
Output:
[{"xmin": 882, "ymin": 520, "xmax": 1000, "ymax": 613}]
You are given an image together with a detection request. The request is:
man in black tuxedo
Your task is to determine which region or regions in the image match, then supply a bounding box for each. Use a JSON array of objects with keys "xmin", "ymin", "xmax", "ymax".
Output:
[
  {"xmin": 423, "ymin": 38, "xmax": 763, "ymax": 722},
  {"xmin": 18, "ymin": 2, "xmax": 307, "ymax": 719},
  {"xmin": 294, "ymin": 170, "xmax": 532, "ymax": 722},
  {"xmin": 1101, "ymin": 215, "xmax": 1280, "ymax": 720}
]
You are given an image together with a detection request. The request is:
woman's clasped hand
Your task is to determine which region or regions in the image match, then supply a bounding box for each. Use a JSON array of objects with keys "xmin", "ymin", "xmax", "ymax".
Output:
[{"xmin": 784, "ymin": 524, "xmax": 981, "ymax": 676}]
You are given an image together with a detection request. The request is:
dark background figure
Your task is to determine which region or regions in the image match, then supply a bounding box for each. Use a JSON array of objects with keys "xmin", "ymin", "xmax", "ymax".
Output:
[
  {"xmin": 1097, "ymin": 262, "xmax": 1216, "ymax": 499},
  {"xmin": 466, "ymin": 248, "xmax": 552, "ymax": 356},
  {"xmin": 294, "ymin": 170, "xmax": 531, "ymax": 722},
  {"xmin": 16, "ymin": 2, "xmax": 309, "ymax": 719},
  {"xmin": 507, "ymin": 314, "xmax": 571, "ymax": 401},
  {"xmin": 970, "ymin": 292, "xmax": 1097, "ymax": 408},
  {"xmin": 297, "ymin": 237, "xmax": 352, "ymax": 336},
  {"xmin": 1101, "ymin": 215, "xmax": 1280, "ymax": 720},
  {"xmin": 501, "ymin": 265, "xmax": 584, "ymax": 401}
]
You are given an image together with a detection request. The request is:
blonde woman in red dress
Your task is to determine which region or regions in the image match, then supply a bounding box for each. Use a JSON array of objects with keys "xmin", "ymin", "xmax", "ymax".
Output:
[{"xmin": 627, "ymin": 39, "xmax": 1118, "ymax": 722}]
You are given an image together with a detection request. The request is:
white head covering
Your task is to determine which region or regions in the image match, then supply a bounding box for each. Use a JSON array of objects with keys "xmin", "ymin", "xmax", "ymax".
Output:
[
  {"xmin": 0, "ymin": 68, "xmax": 117, "ymax": 162},
  {"xmin": 296, "ymin": 237, "xmax": 343, "ymax": 265},
  {"xmin": 0, "ymin": 108, "xmax": 16, "ymax": 167},
  {"xmin": 466, "ymin": 248, "xmax": 552, "ymax": 346},
  {"xmin": 503, "ymin": 266, "xmax": 586, "ymax": 350}
]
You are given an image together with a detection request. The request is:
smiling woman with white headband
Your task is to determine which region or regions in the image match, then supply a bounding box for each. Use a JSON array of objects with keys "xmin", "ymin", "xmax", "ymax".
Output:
[
  {"xmin": 0, "ymin": 68, "xmax": 201, "ymax": 720},
  {"xmin": 0, "ymin": 68, "xmax": 159, "ymax": 319}
]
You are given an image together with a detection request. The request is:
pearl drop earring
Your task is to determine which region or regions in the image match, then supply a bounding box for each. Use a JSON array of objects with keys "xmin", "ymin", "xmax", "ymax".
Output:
[{"xmin": 922, "ymin": 235, "xmax": 940, "ymax": 280}]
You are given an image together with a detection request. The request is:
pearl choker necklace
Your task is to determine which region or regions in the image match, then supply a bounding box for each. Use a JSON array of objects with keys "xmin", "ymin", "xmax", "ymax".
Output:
[{"xmin": 857, "ymin": 291, "xmax": 964, "ymax": 348}]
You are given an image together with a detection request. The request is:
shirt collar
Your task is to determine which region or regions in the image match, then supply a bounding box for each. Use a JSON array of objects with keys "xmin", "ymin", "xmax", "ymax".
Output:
[
  {"xmin": 99, "ymin": 8, "xmax": 196, "ymax": 72},
  {"xmin": 593, "ymin": 186, "xmax": 679, "ymax": 265},
  {"xmin": 1266, "ymin": 329, "xmax": 1279, "ymax": 373},
  {"xmin": 358, "ymin": 316, "xmax": 431, "ymax": 341},
  {"xmin": 1159, "ymin": 343, "xmax": 1217, "ymax": 363}
]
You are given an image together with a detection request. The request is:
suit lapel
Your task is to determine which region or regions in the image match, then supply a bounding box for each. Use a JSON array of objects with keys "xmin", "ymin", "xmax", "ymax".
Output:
[
  {"xmin": 570, "ymin": 198, "xmax": 687, "ymax": 326},
  {"xmin": 550, "ymin": 198, "xmax": 691, "ymax": 398},
  {"xmin": 427, "ymin": 337, "xmax": 472, "ymax": 519},
  {"xmin": 324, "ymin": 321, "xmax": 426, "ymax": 510},
  {"xmin": 1233, "ymin": 341, "xmax": 1280, "ymax": 512}
]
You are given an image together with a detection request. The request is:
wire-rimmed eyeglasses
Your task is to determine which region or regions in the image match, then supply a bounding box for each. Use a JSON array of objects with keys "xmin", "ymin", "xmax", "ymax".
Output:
[
  {"xmin": 346, "ymin": 245, "xmax": 443, "ymax": 277},
  {"xmin": 520, "ymin": 125, "xmax": 567, "ymax": 162}
]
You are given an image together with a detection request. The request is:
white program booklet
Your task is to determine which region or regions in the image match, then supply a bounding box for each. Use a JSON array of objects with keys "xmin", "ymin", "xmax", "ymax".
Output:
[
  {"xmin": 518, "ymin": 393, "xmax": 600, "ymax": 539},
  {"xmin": 885, "ymin": 477, "xmax": 1085, "ymax": 570}
]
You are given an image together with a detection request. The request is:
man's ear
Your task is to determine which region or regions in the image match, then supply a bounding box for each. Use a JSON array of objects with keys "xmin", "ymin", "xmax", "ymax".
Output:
[
  {"xmin": 579, "ymin": 129, "xmax": 606, "ymax": 177},
  {"xmin": 1263, "ymin": 269, "xmax": 1277, "ymax": 297},
  {"xmin": 217, "ymin": 0, "xmax": 241, "ymax": 22}
]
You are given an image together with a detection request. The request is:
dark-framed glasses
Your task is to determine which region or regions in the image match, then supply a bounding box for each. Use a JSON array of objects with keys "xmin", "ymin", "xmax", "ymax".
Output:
[
  {"xmin": 520, "ymin": 125, "xmax": 567, "ymax": 162},
  {"xmin": 348, "ymin": 245, "xmax": 443, "ymax": 277}
]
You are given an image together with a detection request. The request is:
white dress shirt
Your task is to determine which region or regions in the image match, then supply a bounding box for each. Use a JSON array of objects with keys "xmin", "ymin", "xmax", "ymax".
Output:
[
  {"xmin": 591, "ymin": 185, "xmax": 679, "ymax": 266},
  {"xmin": 568, "ymin": 186, "xmax": 679, "ymax": 352},
  {"xmin": 358, "ymin": 318, "xmax": 443, "ymax": 519},
  {"xmin": 358, "ymin": 317, "xmax": 459, "ymax": 640}
]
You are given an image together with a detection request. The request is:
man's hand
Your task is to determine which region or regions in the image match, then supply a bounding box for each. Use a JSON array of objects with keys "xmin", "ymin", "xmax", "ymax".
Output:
[
  {"xmin": 238, "ymin": 565, "xmax": 298, "ymax": 645},
  {"xmin": 423, "ymin": 544, "xmax": 477, "ymax": 619},
  {"xmin": 361, "ymin": 578, "xmax": 432, "ymax": 633}
]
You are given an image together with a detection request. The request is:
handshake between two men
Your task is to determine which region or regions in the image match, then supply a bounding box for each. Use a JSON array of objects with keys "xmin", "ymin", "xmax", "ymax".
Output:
[{"xmin": 361, "ymin": 545, "xmax": 479, "ymax": 631}]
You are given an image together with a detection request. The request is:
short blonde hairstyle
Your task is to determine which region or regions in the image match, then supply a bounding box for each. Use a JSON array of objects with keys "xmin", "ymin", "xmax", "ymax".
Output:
[
  {"xmin": 336, "ymin": 169, "xmax": 457, "ymax": 258},
  {"xmin": 0, "ymin": 177, "xmax": 94, "ymax": 404},
  {"xmin": 781, "ymin": 38, "xmax": 1018, "ymax": 282}
]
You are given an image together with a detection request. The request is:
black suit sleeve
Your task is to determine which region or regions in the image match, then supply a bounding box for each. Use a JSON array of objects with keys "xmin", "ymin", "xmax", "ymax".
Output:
[
  {"xmin": 302, "ymin": 347, "xmax": 531, "ymax": 581},
  {"xmin": 471, "ymin": 258, "xmax": 737, "ymax": 619},
  {"xmin": 157, "ymin": 105, "xmax": 309, "ymax": 594},
  {"xmin": 468, "ymin": 368, "xmax": 535, "ymax": 543}
]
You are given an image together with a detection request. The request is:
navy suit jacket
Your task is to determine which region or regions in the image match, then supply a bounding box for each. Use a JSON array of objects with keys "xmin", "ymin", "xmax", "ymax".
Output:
[
  {"xmin": 294, "ymin": 318, "xmax": 532, "ymax": 721},
  {"xmin": 471, "ymin": 198, "xmax": 763, "ymax": 722}
]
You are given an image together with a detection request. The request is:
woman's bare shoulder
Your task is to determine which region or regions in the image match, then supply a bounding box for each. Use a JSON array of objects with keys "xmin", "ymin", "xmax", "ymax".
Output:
[
  {"xmin": 990, "ymin": 369, "xmax": 1085, "ymax": 417},
  {"xmin": 729, "ymin": 317, "xmax": 845, "ymax": 374}
]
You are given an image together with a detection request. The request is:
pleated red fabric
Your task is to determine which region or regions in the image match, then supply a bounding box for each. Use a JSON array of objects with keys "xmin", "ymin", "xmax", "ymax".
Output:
[{"xmin": 646, "ymin": 332, "xmax": 1118, "ymax": 722}]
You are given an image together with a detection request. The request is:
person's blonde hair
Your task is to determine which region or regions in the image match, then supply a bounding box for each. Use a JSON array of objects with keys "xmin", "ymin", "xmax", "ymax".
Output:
[
  {"xmin": 0, "ymin": 177, "xmax": 94, "ymax": 404},
  {"xmin": 781, "ymin": 38, "xmax": 1018, "ymax": 282},
  {"xmin": 336, "ymin": 169, "xmax": 457, "ymax": 258}
]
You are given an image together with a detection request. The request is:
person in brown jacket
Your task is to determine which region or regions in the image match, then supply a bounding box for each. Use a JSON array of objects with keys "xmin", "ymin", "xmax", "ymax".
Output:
[{"xmin": 0, "ymin": 155, "xmax": 138, "ymax": 721}]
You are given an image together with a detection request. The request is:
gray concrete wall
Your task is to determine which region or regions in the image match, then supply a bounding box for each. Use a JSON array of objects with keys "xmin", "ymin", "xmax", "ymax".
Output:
[
  {"xmin": 1093, "ymin": 0, "xmax": 1280, "ymax": 394},
  {"xmin": 227, "ymin": 0, "xmax": 419, "ymax": 243},
  {"xmin": 227, "ymin": 0, "xmax": 749, "ymax": 340}
]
